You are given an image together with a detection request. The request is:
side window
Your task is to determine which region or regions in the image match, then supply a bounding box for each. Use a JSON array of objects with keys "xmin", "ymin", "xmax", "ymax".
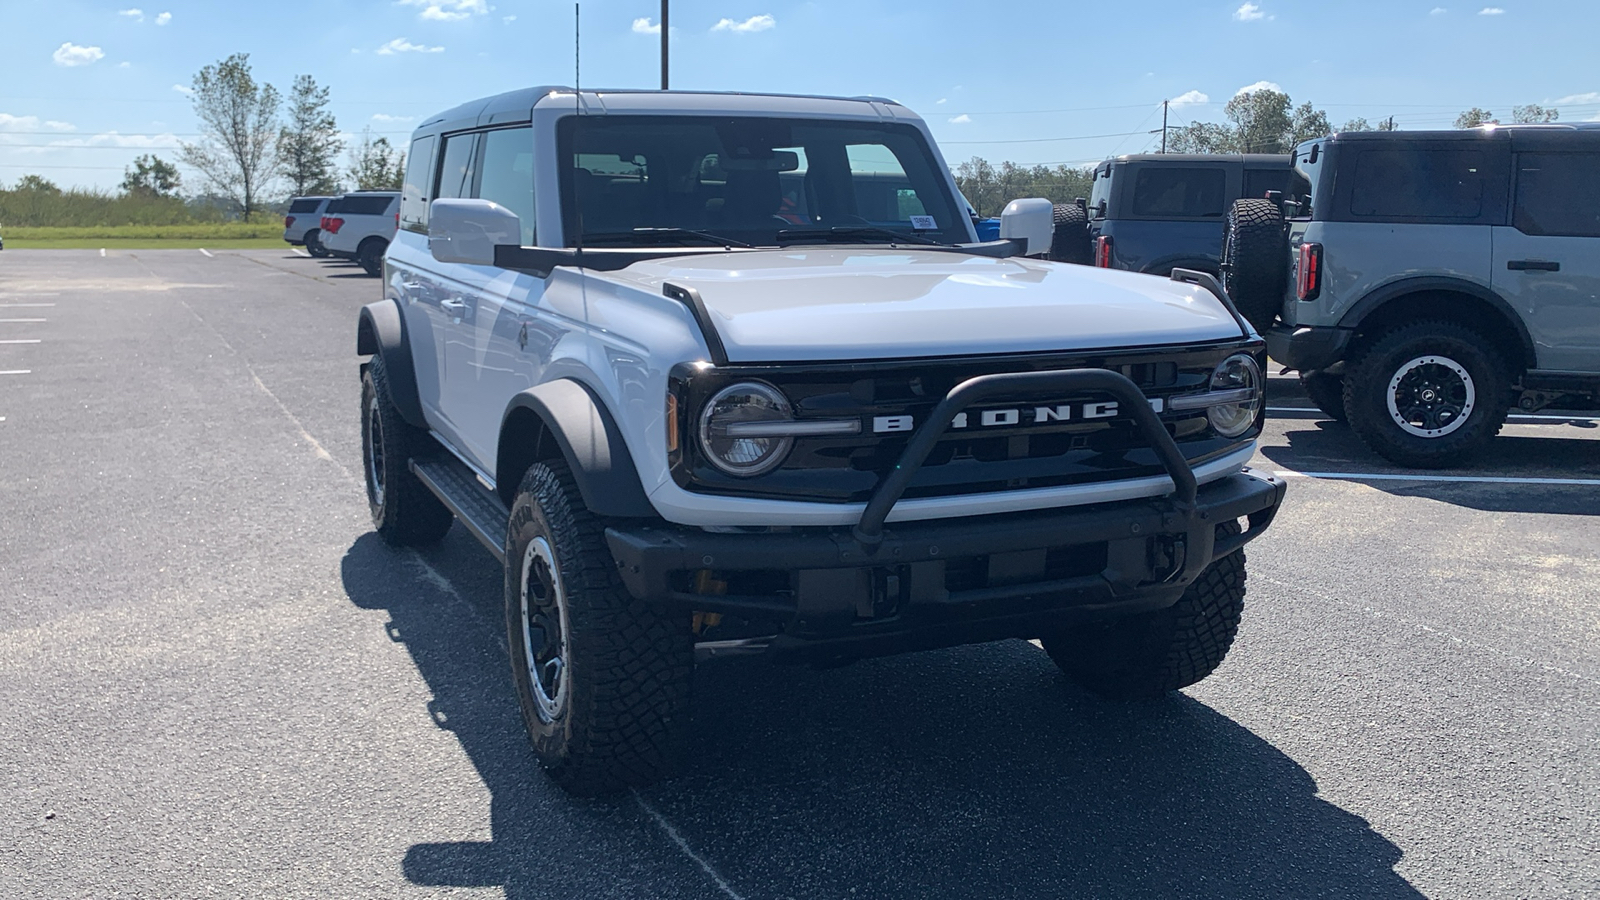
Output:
[
  {"xmin": 1514, "ymin": 152, "xmax": 1600, "ymax": 238},
  {"xmin": 436, "ymin": 132, "xmax": 479, "ymax": 201},
  {"xmin": 400, "ymin": 135, "xmax": 436, "ymax": 234},
  {"xmin": 1243, "ymin": 168, "xmax": 1291, "ymax": 199},
  {"xmin": 475, "ymin": 127, "xmax": 537, "ymax": 245},
  {"xmin": 1130, "ymin": 168, "xmax": 1226, "ymax": 218},
  {"xmin": 1350, "ymin": 149, "xmax": 1486, "ymax": 220}
]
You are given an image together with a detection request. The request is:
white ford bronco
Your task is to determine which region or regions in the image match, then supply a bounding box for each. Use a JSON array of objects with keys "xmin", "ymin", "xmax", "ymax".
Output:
[{"xmin": 355, "ymin": 87, "xmax": 1287, "ymax": 795}]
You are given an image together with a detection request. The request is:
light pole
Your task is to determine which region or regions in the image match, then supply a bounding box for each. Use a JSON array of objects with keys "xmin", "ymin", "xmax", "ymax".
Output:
[{"xmin": 660, "ymin": 0, "xmax": 669, "ymax": 90}]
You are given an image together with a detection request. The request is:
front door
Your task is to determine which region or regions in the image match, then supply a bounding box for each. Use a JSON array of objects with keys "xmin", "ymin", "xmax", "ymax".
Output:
[{"xmin": 1493, "ymin": 150, "xmax": 1600, "ymax": 372}]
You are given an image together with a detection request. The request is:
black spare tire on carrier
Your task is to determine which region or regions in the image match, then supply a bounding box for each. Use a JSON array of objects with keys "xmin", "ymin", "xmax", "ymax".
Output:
[
  {"xmin": 1221, "ymin": 199, "xmax": 1289, "ymax": 333},
  {"xmin": 1049, "ymin": 203, "xmax": 1092, "ymax": 265}
]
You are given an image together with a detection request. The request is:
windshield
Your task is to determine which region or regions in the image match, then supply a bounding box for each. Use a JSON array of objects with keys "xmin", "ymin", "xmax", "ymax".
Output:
[{"xmin": 557, "ymin": 115, "xmax": 968, "ymax": 247}]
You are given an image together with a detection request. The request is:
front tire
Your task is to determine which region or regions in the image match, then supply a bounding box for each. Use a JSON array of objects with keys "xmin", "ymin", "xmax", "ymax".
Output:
[
  {"xmin": 305, "ymin": 229, "xmax": 329, "ymax": 258},
  {"xmin": 1042, "ymin": 524, "xmax": 1247, "ymax": 700},
  {"xmin": 357, "ymin": 238, "xmax": 388, "ymax": 277},
  {"xmin": 1343, "ymin": 320, "xmax": 1511, "ymax": 468},
  {"xmin": 361, "ymin": 355, "xmax": 453, "ymax": 546},
  {"xmin": 505, "ymin": 460, "xmax": 693, "ymax": 796}
]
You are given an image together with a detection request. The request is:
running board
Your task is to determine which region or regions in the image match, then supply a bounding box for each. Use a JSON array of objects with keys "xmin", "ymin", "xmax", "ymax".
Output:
[{"xmin": 410, "ymin": 456, "xmax": 511, "ymax": 564}]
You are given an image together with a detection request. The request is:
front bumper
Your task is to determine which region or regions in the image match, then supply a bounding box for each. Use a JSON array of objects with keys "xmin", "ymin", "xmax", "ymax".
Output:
[
  {"xmin": 606, "ymin": 467, "xmax": 1285, "ymax": 658},
  {"xmin": 1266, "ymin": 324, "xmax": 1352, "ymax": 371}
]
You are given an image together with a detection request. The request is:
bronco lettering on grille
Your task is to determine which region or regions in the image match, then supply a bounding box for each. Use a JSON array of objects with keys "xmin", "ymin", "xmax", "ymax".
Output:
[{"xmin": 872, "ymin": 401, "xmax": 1121, "ymax": 435}]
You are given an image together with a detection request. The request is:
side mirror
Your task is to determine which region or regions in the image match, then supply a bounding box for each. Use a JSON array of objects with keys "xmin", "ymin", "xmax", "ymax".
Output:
[
  {"xmin": 999, "ymin": 198, "xmax": 1054, "ymax": 257},
  {"xmin": 429, "ymin": 198, "xmax": 521, "ymax": 266}
]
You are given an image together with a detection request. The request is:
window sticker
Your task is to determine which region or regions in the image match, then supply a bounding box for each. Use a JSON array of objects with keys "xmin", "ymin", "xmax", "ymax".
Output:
[{"xmin": 909, "ymin": 214, "xmax": 937, "ymax": 231}]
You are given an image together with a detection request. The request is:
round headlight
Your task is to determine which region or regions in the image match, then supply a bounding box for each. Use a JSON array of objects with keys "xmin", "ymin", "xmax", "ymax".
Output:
[
  {"xmin": 1207, "ymin": 353, "xmax": 1263, "ymax": 438},
  {"xmin": 698, "ymin": 382, "xmax": 795, "ymax": 477}
]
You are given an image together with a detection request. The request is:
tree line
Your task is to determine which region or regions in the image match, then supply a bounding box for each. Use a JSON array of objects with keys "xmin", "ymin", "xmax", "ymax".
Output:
[
  {"xmin": 1, "ymin": 53, "xmax": 405, "ymax": 226},
  {"xmin": 954, "ymin": 88, "xmax": 1559, "ymax": 216}
]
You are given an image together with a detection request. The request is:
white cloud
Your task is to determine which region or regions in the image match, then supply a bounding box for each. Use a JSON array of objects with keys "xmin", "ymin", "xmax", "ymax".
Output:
[
  {"xmin": 52, "ymin": 42, "xmax": 105, "ymax": 67},
  {"xmin": 0, "ymin": 113, "xmax": 76, "ymax": 133},
  {"xmin": 503, "ymin": 14, "xmax": 516, "ymax": 23},
  {"xmin": 372, "ymin": 113, "xmax": 418, "ymax": 123},
  {"xmin": 948, "ymin": 114, "xmax": 971, "ymax": 124},
  {"xmin": 1169, "ymin": 90, "xmax": 1209, "ymax": 109},
  {"xmin": 1430, "ymin": 6, "xmax": 1447, "ymax": 13},
  {"xmin": 377, "ymin": 37, "xmax": 445, "ymax": 54},
  {"xmin": 398, "ymin": 0, "xmax": 487, "ymax": 21},
  {"xmin": 1235, "ymin": 80, "xmax": 1283, "ymax": 97},
  {"xmin": 1479, "ymin": 6, "xmax": 1504, "ymax": 13},
  {"xmin": 118, "ymin": 8, "xmax": 144, "ymax": 20},
  {"xmin": 118, "ymin": 61, "xmax": 131, "ymax": 68},
  {"xmin": 155, "ymin": 11, "xmax": 171, "ymax": 25},
  {"xmin": 632, "ymin": 17, "xmax": 661, "ymax": 34},
  {"xmin": 1234, "ymin": 3, "xmax": 1268, "ymax": 21},
  {"xmin": 936, "ymin": 98, "xmax": 947, "ymax": 104},
  {"xmin": 171, "ymin": 84, "xmax": 194, "ymax": 95},
  {"xmin": 1551, "ymin": 92, "xmax": 1600, "ymax": 105},
  {"xmin": 712, "ymin": 14, "xmax": 776, "ymax": 33}
]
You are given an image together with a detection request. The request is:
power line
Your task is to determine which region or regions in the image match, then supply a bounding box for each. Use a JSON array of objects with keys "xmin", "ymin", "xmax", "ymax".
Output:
[{"xmin": 942, "ymin": 130, "xmax": 1151, "ymax": 145}]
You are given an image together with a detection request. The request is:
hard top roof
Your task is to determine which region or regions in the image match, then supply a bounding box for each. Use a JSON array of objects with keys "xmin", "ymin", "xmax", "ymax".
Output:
[
  {"xmin": 1313, "ymin": 123, "xmax": 1600, "ymax": 150},
  {"xmin": 1103, "ymin": 153, "xmax": 1290, "ymax": 166},
  {"xmin": 414, "ymin": 87, "xmax": 914, "ymax": 137}
]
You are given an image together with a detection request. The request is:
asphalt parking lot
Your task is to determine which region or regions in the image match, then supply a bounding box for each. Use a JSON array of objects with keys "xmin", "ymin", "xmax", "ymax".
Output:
[{"xmin": 2, "ymin": 248, "xmax": 1596, "ymax": 899}]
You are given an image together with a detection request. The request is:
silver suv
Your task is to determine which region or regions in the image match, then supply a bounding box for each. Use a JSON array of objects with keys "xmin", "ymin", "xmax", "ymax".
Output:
[
  {"xmin": 356, "ymin": 86, "xmax": 1285, "ymax": 794},
  {"xmin": 1223, "ymin": 125, "xmax": 1600, "ymax": 467}
]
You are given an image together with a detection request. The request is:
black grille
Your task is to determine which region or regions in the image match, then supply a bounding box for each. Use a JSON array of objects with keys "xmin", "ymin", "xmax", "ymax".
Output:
[{"xmin": 673, "ymin": 342, "xmax": 1259, "ymax": 503}]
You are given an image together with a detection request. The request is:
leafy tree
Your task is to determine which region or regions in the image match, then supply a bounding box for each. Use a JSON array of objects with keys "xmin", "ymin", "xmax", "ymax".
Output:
[
  {"xmin": 13, "ymin": 174, "xmax": 61, "ymax": 194},
  {"xmin": 1340, "ymin": 117, "xmax": 1398, "ymax": 132},
  {"xmin": 954, "ymin": 157, "xmax": 1093, "ymax": 218},
  {"xmin": 121, "ymin": 154, "xmax": 182, "ymax": 198},
  {"xmin": 346, "ymin": 128, "xmax": 406, "ymax": 191},
  {"xmin": 1169, "ymin": 89, "xmax": 1333, "ymax": 154},
  {"xmin": 1455, "ymin": 107, "xmax": 1498, "ymax": 128},
  {"xmin": 1512, "ymin": 104, "xmax": 1559, "ymax": 124},
  {"xmin": 278, "ymin": 74, "xmax": 343, "ymax": 197},
  {"xmin": 179, "ymin": 53, "xmax": 281, "ymax": 221}
]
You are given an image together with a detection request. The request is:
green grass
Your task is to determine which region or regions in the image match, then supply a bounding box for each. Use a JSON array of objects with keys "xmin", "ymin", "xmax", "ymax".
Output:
[
  {"xmin": 6, "ymin": 223, "xmax": 282, "ymax": 241},
  {"xmin": 7, "ymin": 237, "xmax": 290, "ymax": 249}
]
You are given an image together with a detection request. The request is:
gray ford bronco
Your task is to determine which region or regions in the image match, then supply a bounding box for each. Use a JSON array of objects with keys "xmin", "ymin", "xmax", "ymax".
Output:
[
  {"xmin": 1223, "ymin": 125, "xmax": 1600, "ymax": 467},
  {"xmin": 356, "ymin": 86, "xmax": 1286, "ymax": 794}
]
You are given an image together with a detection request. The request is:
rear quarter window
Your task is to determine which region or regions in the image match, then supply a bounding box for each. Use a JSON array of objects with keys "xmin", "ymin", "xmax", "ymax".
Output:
[
  {"xmin": 1129, "ymin": 167, "xmax": 1226, "ymax": 218},
  {"xmin": 345, "ymin": 195, "xmax": 396, "ymax": 216},
  {"xmin": 288, "ymin": 198, "xmax": 322, "ymax": 213},
  {"xmin": 1349, "ymin": 149, "xmax": 1489, "ymax": 220}
]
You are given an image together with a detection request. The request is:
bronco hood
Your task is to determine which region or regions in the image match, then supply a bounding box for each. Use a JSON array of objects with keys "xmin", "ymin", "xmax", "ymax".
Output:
[{"xmin": 612, "ymin": 249, "xmax": 1247, "ymax": 363}]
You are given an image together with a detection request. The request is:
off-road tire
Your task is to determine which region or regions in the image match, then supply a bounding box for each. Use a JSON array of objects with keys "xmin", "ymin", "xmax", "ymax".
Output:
[
  {"xmin": 1300, "ymin": 370, "xmax": 1348, "ymax": 423},
  {"xmin": 1221, "ymin": 199, "xmax": 1289, "ymax": 333},
  {"xmin": 361, "ymin": 354, "xmax": 453, "ymax": 546},
  {"xmin": 505, "ymin": 459, "xmax": 693, "ymax": 796},
  {"xmin": 1042, "ymin": 523, "xmax": 1247, "ymax": 699},
  {"xmin": 1049, "ymin": 203, "xmax": 1092, "ymax": 265},
  {"xmin": 1343, "ymin": 320, "xmax": 1511, "ymax": 468},
  {"xmin": 357, "ymin": 238, "xmax": 387, "ymax": 277},
  {"xmin": 305, "ymin": 229, "xmax": 329, "ymax": 258}
]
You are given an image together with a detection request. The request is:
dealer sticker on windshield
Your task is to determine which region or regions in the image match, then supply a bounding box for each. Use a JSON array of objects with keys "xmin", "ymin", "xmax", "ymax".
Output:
[{"xmin": 909, "ymin": 215, "xmax": 937, "ymax": 231}]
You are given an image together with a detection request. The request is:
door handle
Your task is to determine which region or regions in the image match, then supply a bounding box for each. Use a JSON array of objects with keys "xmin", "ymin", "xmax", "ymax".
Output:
[
  {"xmin": 401, "ymin": 281, "xmax": 424, "ymax": 290},
  {"xmin": 440, "ymin": 299, "xmax": 468, "ymax": 315},
  {"xmin": 1507, "ymin": 259, "xmax": 1560, "ymax": 272}
]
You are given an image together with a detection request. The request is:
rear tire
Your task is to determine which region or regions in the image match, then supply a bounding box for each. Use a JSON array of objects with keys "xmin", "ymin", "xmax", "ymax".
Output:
[
  {"xmin": 358, "ymin": 238, "xmax": 388, "ymax": 277},
  {"xmin": 1343, "ymin": 320, "xmax": 1511, "ymax": 468},
  {"xmin": 1221, "ymin": 199, "xmax": 1289, "ymax": 333},
  {"xmin": 1042, "ymin": 523, "xmax": 1247, "ymax": 700},
  {"xmin": 505, "ymin": 460, "xmax": 694, "ymax": 796},
  {"xmin": 1300, "ymin": 370, "xmax": 1347, "ymax": 422},
  {"xmin": 1049, "ymin": 203, "xmax": 1092, "ymax": 265},
  {"xmin": 305, "ymin": 229, "xmax": 329, "ymax": 258},
  {"xmin": 362, "ymin": 355, "xmax": 453, "ymax": 546}
]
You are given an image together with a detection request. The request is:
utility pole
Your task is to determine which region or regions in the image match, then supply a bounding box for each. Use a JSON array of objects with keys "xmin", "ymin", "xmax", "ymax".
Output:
[
  {"xmin": 1162, "ymin": 99, "xmax": 1169, "ymax": 153},
  {"xmin": 660, "ymin": 0, "xmax": 669, "ymax": 90}
]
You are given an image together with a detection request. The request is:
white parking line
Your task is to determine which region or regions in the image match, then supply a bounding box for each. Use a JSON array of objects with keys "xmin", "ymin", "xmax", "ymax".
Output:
[
  {"xmin": 0, "ymin": 339, "xmax": 42, "ymax": 344},
  {"xmin": 293, "ymin": 248, "xmax": 310, "ymax": 258},
  {"xmin": 100, "ymin": 248, "xmax": 106, "ymax": 257},
  {"xmin": 198, "ymin": 248, "xmax": 215, "ymax": 258},
  {"xmin": 0, "ymin": 303, "xmax": 56, "ymax": 308},
  {"xmin": 0, "ymin": 370, "xmax": 32, "ymax": 376},
  {"xmin": 633, "ymin": 791, "xmax": 745, "ymax": 899},
  {"xmin": 1268, "ymin": 405, "xmax": 1599, "ymax": 425},
  {"xmin": 0, "ymin": 318, "xmax": 47, "ymax": 323},
  {"xmin": 1274, "ymin": 469, "xmax": 1600, "ymax": 487}
]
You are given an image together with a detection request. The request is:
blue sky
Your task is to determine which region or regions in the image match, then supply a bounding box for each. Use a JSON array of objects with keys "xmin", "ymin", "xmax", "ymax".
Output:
[{"xmin": 3, "ymin": 0, "xmax": 1598, "ymax": 192}]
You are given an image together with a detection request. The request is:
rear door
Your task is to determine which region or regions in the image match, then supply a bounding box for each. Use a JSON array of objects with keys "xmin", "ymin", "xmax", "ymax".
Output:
[{"xmin": 1493, "ymin": 149, "xmax": 1600, "ymax": 372}]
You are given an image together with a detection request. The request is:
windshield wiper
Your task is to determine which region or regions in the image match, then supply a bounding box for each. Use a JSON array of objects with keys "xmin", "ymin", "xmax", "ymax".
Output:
[
  {"xmin": 775, "ymin": 226, "xmax": 945, "ymax": 247},
  {"xmin": 582, "ymin": 228, "xmax": 753, "ymax": 249}
]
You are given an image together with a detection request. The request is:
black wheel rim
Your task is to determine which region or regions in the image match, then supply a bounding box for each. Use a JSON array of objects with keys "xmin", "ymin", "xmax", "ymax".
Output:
[
  {"xmin": 1386, "ymin": 355, "xmax": 1475, "ymax": 438},
  {"xmin": 519, "ymin": 536, "xmax": 569, "ymax": 722},
  {"xmin": 365, "ymin": 393, "xmax": 385, "ymax": 506}
]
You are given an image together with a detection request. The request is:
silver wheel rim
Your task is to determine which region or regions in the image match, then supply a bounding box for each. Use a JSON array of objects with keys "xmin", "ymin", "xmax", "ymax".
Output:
[
  {"xmin": 519, "ymin": 536, "xmax": 570, "ymax": 723},
  {"xmin": 365, "ymin": 393, "xmax": 385, "ymax": 507},
  {"xmin": 1386, "ymin": 355, "xmax": 1475, "ymax": 438}
]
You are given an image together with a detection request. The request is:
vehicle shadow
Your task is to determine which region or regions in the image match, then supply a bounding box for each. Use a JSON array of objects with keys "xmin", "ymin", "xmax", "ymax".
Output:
[
  {"xmin": 1260, "ymin": 423, "xmax": 1600, "ymax": 515},
  {"xmin": 342, "ymin": 531, "xmax": 1421, "ymax": 900}
]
